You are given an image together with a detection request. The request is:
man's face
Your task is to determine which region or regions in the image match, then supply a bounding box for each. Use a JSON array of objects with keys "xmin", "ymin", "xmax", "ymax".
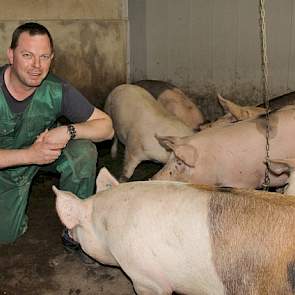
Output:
[{"xmin": 7, "ymin": 32, "xmax": 54, "ymax": 89}]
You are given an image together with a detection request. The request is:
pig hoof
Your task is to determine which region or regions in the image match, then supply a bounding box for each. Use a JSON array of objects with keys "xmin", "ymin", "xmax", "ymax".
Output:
[{"xmin": 119, "ymin": 175, "xmax": 129, "ymax": 183}]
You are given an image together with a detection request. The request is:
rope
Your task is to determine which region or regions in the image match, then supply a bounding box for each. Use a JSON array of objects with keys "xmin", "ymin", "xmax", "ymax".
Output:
[{"xmin": 259, "ymin": 0, "xmax": 271, "ymax": 190}]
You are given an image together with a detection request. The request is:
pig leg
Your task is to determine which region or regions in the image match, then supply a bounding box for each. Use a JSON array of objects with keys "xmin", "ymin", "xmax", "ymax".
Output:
[
  {"xmin": 120, "ymin": 146, "xmax": 142, "ymax": 182},
  {"xmin": 122, "ymin": 258, "xmax": 173, "ymax": 294},
  {"xmin": 111, "ymin": 135, "xmax": 118, "ymax": 158},
  {"xmin": 119, "ymin": 133, "xmax": 147, "ymax": 181},
  {"xmin": 133, "ymin": 285, "xmax": 171, "ymax": 295},
  {"xmin": 132, "ymin": 278, "xmax": 172, "ymax": 295}
]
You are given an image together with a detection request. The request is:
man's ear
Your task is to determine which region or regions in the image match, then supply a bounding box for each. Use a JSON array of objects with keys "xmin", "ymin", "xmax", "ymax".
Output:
[{"xmin": 7, "ymin": 48, "xmax": 13, "ymax": 65}]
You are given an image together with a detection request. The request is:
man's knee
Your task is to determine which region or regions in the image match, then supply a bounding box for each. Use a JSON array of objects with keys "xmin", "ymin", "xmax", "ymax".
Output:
[
  {"xmin": 61, "ymin": 139, "xmax": 98, "ymax": 178},
  {"xmin": 67, "ymin": 139, "xmax": 97, "ymax": 159},
  {"xmin": 56, "ymin": 140, "xmax": 98, "ymax": 198}
]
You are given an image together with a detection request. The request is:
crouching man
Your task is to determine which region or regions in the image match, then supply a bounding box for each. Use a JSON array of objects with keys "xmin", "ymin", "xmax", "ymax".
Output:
[{"xmin": 0, "ymin": 22, "xmax": 114, "ymax": 265}]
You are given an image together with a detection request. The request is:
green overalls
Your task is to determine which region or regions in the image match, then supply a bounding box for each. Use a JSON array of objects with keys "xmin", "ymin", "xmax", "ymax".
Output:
[{"xmin": 0, "ymin": 70, "xmax": 97, "ymax": 244}]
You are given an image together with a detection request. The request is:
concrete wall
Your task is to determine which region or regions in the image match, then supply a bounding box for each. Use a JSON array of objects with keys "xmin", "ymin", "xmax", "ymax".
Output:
[{"xmin": 0, "ymin": 0, "xmax": 128, "ymax": 108}]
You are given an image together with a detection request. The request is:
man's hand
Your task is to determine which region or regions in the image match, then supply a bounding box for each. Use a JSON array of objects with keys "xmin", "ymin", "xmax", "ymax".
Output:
[
  {"xmin": 26, "ymin": 130, "xmax": 65, "ymax": 165},
  {"xmin": 0, "ymin": 129, "xmax": 67, "ymax": 169},
  {"xmin": 41, "ymin": 126, "xmax": 70, "ymax": 147}
]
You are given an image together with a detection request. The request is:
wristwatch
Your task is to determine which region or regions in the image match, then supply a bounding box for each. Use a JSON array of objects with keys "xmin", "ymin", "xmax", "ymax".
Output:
[{"xmin": 67, "ymin": 124, "xmax": 76, "ymax": 140}]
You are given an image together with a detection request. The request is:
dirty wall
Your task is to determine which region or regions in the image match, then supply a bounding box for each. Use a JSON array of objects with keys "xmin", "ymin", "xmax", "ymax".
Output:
[
  {"xmin": 0, "ymin": 0, "xmax": 128, "ymax": 108},
  {"xmin": 129, "ymin": 0, "xmax": 295, "ymax": 120}
]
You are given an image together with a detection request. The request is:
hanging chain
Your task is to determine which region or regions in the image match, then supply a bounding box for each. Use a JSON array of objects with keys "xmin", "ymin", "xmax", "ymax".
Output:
[{"xmin": 259, "ymin": 0, "xmax": 271, "ymax": 190}]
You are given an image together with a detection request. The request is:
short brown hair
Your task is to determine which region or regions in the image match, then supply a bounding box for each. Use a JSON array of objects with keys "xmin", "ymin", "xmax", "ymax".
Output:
[{"xmin": 10, "ymin": 22, "xmax": 54, "ymax": 52}]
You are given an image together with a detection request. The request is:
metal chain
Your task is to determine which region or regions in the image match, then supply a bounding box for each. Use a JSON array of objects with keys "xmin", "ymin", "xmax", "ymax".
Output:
[{"xmin": 259, "ymin": 0, "xmax": 271, "ymax": 190}]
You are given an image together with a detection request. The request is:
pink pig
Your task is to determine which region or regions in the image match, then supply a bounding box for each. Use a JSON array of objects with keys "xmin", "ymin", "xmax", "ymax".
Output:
[
  {"xmin": 53, "ymin": 167, "xmax": 295, "ymax": 295},
  {"xmin": 153, "ymin": 105, "xmax": 295, "ymax": 189}
]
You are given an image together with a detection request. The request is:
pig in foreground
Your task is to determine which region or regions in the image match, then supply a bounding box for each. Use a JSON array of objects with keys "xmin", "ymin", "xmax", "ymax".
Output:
[
  {"xmin": 153, "ymin": 105, "xmax": 295, "ymax": 189},
  {"xmin": 53, "ymin": 167, "xmax": 295, "ymax": 295},
  {"xmin": 104, "ymin": 84, "xmax": 194, "ymax": 182}
]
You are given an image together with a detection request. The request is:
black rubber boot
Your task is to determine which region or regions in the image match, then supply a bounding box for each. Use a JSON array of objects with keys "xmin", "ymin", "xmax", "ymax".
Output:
[{"xmin": 61, "ymin": 229, "xmax": 100, "ymax": 267}]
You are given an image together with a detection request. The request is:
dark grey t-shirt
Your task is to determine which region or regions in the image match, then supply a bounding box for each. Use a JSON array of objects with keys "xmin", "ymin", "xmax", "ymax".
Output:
[{"xmin": 1, "ymin": 66, "xmax": 94, "ymax": 123}]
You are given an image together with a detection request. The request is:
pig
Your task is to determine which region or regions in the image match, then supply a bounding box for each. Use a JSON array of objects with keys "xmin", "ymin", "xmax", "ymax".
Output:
[
  {"xmin": 53, "ymin": 167, "xmax": 295, "ymax": 295},
  {"xmin": 104, "ymin": 84, "xmax": 194, "ymax": 182},
  {"xmin": 152, "ymin": 105, "xmax": 295, "ymax": 189},
  {"xmin": 133, "ymin": 80, "xmax": 205, "ymax": 130},
  {"xmin": 199, "ymin": 94, "xmax": 266, "ymax": 129}
]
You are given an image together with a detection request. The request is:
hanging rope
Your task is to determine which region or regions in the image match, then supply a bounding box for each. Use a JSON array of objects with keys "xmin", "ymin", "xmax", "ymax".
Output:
[{"xmin": 259, "ymin": 0, "xmax": 271, "ymax": 190}]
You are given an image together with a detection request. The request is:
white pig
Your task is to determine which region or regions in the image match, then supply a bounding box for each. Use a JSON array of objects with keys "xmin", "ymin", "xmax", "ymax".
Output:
[
  {"xmin": 133, "ymin": 80, "xmax": 205, "ymax": 130},
  {"xmin": 53, "ymin": 167, "xmax": 295, "ymax": 295},
  {"xmin": 104, "ymin": 84, "xmax": 194, "ymax": 182},
  {"xmin": 153, "ymin": 105, "xmax": 295, "ymax": 189}
]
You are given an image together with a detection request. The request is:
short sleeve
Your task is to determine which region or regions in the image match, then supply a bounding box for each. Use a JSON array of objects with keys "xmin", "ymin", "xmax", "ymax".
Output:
[{"xmin": 61, "ymin": 82, "xmax": 94, "ymax": 123}]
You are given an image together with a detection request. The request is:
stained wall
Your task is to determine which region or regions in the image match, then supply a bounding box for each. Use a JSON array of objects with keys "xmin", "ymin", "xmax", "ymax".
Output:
[
  {"xmin": 0, "ymin": 0, "xmax": 128, "ymax": 107},
  {"xmin": 129, "ymin": 0, "xmax": 295, "ymax": 120}
]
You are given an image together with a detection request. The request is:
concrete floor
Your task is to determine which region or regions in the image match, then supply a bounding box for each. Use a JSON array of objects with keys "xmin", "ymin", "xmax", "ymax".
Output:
[{"xmin": 0, "ymin": 141, "xmax": 161, "ymax": 295}]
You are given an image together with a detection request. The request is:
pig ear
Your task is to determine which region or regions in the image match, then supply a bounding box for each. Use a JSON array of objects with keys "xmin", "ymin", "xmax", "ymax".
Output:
[
  {"xmin": 52, "ymin": 185, "xmax": 82, "ymax": 230},
  {"xmin": 155, "ymin": 135, "xmax": 183, "ymax": 151},
  {"xmin": 96, "ymin": 167, "xmax": 119, "ymax": 193},
  {"xmin": 268, "ymin": 158, "xmax": 295, "ymax": 175},
  {"xmin": 218, "ymin": 94, "xmax": 249, "ymax": 121},
  {"xmin": 217, "ymin": 94, "xmax": 239, "ymax": 115},
  {"xmin": 218, "ymin": 94, "xmax": 266, "ymax": 121},
  {"xmin": 173, "ymin": 144, "xmax": 198, "ymax": 167},
  {"xmin": 156, "ymin": 135, "xmax": 197, "ymax": 167}
]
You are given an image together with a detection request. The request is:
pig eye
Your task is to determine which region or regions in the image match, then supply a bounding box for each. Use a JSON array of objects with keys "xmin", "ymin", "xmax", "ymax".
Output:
[{"xmin": 176, "ymin": 159, "xmax": 182, "ymax": 166}]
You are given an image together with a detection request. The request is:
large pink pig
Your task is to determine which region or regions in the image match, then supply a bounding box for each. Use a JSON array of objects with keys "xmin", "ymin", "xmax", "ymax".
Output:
[
  {"xmin": 53, "ymin": 167, "xmax": 295, "ymax": 295},
  {"xmin": 153, "ymin": 105, "xmax": 295, "ymax": 189},
  {"xmin": 104, "ymin": 84, "xmax": 194, "ymax": 182},
  {"xmin": 133, "ymin": 80, "xmax": 205, "ymax": 129}
]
